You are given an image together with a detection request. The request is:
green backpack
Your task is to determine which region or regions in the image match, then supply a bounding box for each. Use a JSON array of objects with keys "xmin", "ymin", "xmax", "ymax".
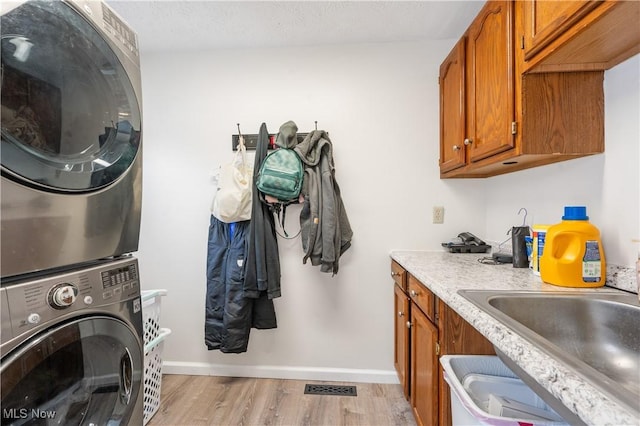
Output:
[
  {"xmin": 256, "ymin": 120, "xmax": 304, "ymax": 237},
  {"xmin": 256, "ymin": 148, "xmax": 303, "ymax": 203}
]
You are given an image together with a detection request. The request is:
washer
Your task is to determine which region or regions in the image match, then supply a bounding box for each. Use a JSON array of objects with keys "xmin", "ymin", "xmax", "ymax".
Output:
[
  {"xmin": 1, "ymin": 0, "xmax": 143, "ymax": 278},
  {"xmin": 1, "ymin": 256, "xmax": 144, "ymax": 425}
]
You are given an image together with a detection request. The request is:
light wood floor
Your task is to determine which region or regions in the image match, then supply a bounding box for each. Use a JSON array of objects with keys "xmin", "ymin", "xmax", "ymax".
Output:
[{"xmin": 147, "ymin": 375, "xmax": 417, "ymax": 426}]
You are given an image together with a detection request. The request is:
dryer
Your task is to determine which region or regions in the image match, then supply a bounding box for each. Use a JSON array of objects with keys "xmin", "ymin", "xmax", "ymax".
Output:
[
  {"xmin": 1, "ymin": 0, "xmax": 143, "ymax": 278},
  {"xmin": 1, "ymin": 256, "xmax": 144, "ymax": 425}
]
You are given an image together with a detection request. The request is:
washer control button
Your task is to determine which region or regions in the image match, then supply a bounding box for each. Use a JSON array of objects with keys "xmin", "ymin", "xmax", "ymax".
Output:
[
  {"xmin": 84, "ymin": 296, "xmax": 94, "ymax": 305},
  {"xmin": 27, "ymin": 313, "xmax": 41, "ymax": 324}
]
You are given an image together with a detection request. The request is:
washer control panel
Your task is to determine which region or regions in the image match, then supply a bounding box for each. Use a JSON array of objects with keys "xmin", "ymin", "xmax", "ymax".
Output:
[
  {"xmin": 101, "ymin": 263, "xmax": 138, "ymax": 300},
  {"xmin": 1, "ymin": 257, "xmax": 140, "ymax": 347}
]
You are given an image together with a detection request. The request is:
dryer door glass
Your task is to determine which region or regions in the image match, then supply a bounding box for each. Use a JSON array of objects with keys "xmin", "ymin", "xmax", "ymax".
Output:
[
  {"xmin": 0, "ymin": 317, "xmax": 143, "ymax": 424},
  {"xmin": 0, "ymin": 1, "xmax": 141, "ymax": 192}
]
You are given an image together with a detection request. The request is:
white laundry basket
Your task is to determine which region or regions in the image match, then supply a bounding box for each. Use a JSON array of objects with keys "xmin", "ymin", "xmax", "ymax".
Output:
[
  {"xmin": 440, "ymin": 355, "xmax": 568, "ymax": 426},
  {"xmin": 141, "ymin": 290, "xmax": 170, "ymax": 425},
  {"xmin": 141, "ymin": 289, "xmax": 167, "ymax": 345}
]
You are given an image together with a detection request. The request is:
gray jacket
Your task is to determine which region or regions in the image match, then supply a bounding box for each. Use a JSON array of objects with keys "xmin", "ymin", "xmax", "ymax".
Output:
[{"xmin": 295, "ymin": 130, "xmax": 352, "ymax": 274}]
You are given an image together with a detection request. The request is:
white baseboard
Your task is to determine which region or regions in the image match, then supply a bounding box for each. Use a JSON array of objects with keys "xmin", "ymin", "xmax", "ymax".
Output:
[{"xmin": 162, "ymin": 361, "xmax": 400, "ymax": 384}]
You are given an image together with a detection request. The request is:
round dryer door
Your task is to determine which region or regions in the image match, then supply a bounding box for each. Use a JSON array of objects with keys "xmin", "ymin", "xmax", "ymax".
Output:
[
  {"xmin": 0, "ymin": 316, "xmax": 143, "ymax": 425},
  {"xmin": 0, "ymin": 1, "xmax": 141, "ymax": 192}
]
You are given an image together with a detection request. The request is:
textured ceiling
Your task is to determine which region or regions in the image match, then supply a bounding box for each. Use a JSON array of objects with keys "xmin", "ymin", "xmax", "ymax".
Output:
[{"xmin": 106, "ymin": 1, "xmax": 485, "ymax": 52}]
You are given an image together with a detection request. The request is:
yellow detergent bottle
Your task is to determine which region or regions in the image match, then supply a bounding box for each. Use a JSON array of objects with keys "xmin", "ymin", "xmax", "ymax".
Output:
[{"xmin": 540, "ymin": 206, "xmax": 606, "ymax": 288}]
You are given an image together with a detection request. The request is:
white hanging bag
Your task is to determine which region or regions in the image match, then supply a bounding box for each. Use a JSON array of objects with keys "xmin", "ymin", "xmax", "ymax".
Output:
[{"xmin": 211, "ymin": 136, "xmax": 253, "ymax": 222}]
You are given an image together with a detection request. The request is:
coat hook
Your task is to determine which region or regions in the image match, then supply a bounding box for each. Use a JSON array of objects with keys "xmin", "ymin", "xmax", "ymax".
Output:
[
  {"xmin": 236, "ymin": 123, "xmax": 242, "ymax": 136},
  {"xmin": 314, "ymin": 121, "xmax": 318, "ymax": 131},
  {"xmin": 518, "ymin": 207, "xmax": 528, "ymax": 226}
]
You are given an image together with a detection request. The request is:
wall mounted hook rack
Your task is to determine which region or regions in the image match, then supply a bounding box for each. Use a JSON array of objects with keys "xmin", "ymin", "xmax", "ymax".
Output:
[
  {"xmin": 232, "ymin": 130, "xmax": 314, "ymax": 151},
  {"xmin": 232, "ymin": 133, "xmax": 311, "ymax": 150},
  {"xmin": 232, "ymin": 122, "xmax": 321, "ymax": 150}
]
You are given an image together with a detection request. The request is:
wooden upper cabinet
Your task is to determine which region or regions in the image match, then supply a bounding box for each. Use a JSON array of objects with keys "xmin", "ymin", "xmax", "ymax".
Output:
[
  {"xmin": 439, "ymin": 37, "xmax": 466, "ymax": 173},
  {"xmin": 523, "ymin": 0, "xmax": 640, "ymax": 73},
  {"xmin": 439, "ymin": 0, "xmax": 606, "ymax": 178},
  {"xmin": 466, "ymin": 1, "xmax": 515, "ymax": 163},
  {"xmin": 523, "ymin": 0, "xmax": 600, "ymax": 60},
  {"xmin": 439, "ymin": 1, "xmax": 517, "ymax": 177}
]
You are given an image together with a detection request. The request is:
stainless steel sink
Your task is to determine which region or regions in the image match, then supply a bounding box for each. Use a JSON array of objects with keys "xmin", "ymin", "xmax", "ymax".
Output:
[{"xmin": 459, "ymin": 290, "xmax": 640, "ymax": 421}]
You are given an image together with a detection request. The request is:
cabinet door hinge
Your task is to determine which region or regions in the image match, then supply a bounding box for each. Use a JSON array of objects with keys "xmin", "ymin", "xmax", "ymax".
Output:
[
  {"xmin": 435, "ymin": 342, "xmax": 441, "ymax": 356},
  {"xmin": 511, "ymin": 121, "xmax": 518, "ymax": 135}
]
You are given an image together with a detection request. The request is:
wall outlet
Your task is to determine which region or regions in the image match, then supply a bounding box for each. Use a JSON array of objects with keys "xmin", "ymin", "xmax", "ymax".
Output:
[{"xmin": 433, "ymin": 206, "xmax": 445, "ymax": 224}]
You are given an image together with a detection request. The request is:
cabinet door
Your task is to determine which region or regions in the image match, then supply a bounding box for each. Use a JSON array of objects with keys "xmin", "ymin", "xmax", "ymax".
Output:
[
  {"xmin": 523, "ymin": 0, "xmax": 601, "ymax": 61},
  {"xmin": 394, "ymin": 284, "xmax": 410, "ymax": 400},
  {"xmin": 439, "ymin": 37, "xmax": 467, "ymax": 174},
  {"xmin": 466, "ymin": 1, "xmax": 515, "ymax": 162},
  {"xmin": 410, "ymin": 305, "xmax": 439, "ymax": 426}
]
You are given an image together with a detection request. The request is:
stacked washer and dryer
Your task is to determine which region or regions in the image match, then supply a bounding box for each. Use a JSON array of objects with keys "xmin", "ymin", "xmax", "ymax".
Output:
[{"xmin": 1, "ymin": 1, "xmax": 145, "ymax": 424}]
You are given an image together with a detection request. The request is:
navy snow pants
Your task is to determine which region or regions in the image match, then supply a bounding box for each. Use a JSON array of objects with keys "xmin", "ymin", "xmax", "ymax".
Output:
[{"xmin": 205, "ymin": 215, "xmax": 276, "ymax": 353}]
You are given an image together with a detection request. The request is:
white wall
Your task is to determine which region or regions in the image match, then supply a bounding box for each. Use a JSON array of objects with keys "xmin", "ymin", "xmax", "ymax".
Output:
[
  {"xmin": 137, "ymin": 40, "xmax": 485, "ymax": 382},
  {"xmin": 137, "ymin": 41, "xmax": 639, "ymax": 382}
]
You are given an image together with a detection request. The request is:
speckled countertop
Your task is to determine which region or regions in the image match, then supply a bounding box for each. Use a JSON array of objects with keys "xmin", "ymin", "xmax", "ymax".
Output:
[{"xmin": 390, "ymin": 250, "xmax": 639, "ymax": 426}]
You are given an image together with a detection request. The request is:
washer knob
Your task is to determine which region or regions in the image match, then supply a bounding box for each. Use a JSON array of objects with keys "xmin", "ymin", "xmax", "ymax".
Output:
[{"xmin": 49, "ymin": 284, "xmax": 78, "ymax": 308}]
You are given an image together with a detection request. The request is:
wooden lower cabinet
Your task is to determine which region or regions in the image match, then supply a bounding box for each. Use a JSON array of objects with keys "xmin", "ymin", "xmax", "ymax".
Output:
[{"xmin": 392, "ymin": 263, "xmax": 494, "ymax": 426}]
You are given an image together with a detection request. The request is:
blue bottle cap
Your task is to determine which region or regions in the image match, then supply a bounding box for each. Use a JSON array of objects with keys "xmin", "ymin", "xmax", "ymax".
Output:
[{"xmin": 562, "ymin": 206, "xmax": 589, "ymax": 220}]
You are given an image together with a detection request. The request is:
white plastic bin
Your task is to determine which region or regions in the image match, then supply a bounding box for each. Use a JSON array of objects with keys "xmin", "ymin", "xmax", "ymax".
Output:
[
  {"xmin": 141, "ymin": 290, "xmax": 169, "ymax": 425},
  {"xmin": 440, "ymin": 355, "xmax": 569, "ymax": 426}
]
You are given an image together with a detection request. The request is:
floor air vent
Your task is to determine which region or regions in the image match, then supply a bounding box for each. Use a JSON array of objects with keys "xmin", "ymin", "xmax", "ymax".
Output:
[{"xmin": 304, "ymin": 384, "xmax": 357, "ymax": 396}]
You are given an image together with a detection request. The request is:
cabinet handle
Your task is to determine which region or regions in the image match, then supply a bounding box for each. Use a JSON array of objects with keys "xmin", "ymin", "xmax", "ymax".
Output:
[
  {"xmin": 406, "ymin": 321, "xmax": 412, "ymax": 329},
  {"xmin": 391, "ymin": 271, "xmax": 401, "ymax": 277},
  {"xmin": 464, "ymin": 138, "xmax": 473, "ymax": 146},
  {"xmin": 452, "ymin": 145, "xmax": 461, "ymax": 151},
  {"xmin": 398, "ymin": 311, "xmax": 404, "ymax": 317},
  {"xmin": 410, "ymin": 290, "xmax": 418, "ymax": 297}
]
